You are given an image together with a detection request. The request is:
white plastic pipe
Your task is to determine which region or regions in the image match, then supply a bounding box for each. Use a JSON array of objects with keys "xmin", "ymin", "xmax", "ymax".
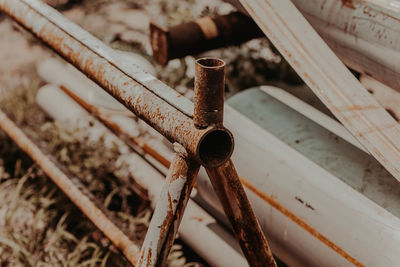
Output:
[
  {"xmin": 291, "ymin": 0, "xmax": 400, "ymax": 91},
  {"xmin": 225, "ymin": 0, "xmax": 400, "ymax": 91},
  {"xmin": 197, "ymin": 88, "xmax": 400, "ymax": 267}
]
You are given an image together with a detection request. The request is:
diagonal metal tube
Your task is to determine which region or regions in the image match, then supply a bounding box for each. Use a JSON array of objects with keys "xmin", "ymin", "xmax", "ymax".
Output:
[
  {"xmin": 206, "ymin": 160, "xmax": 277, "ymax": 267},
  {"xmin": 137, "ymin": 152, "xmax": 200, "ymax": 267},
  {"xmin": 194, "ymin": 57, "xmax": 276, "ymax": 267}
]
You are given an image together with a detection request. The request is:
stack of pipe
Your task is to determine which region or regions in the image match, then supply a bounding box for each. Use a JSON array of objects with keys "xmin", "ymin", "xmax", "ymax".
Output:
[
  {"xmin": 38, "ymin": 57, "xmax": 400, "ymax": 266},
  {"xmin": 154, "ymin": 0, "xmax": 400, "ymax": 91},
  {"xmin": 36, "ymin": 58, "xmax": 248, "ymax": 267}
]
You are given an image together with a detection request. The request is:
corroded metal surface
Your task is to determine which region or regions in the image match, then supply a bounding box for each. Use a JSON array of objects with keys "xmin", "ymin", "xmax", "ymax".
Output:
[
  {"xmin": 0, "ymin": 0, "xmax": 233, "ymax": 167},
  {"xmin": 194, "ymin": 58, "xmax": 234, "ymax": 168},
  {"xmin": 22, "ymin": 0, "xmax": 194, "ymax": 117},
  {"xmin": 0, "ymin": 109, "xmax": 141, "ymax": 265},
  {"xmin": 194, "ymin": 58, "xmax": 225, "ymax": 129},
  {"xmin": 195, "ymin": 59, "xmax": 275, "ymax": 265},
  {"xmin": 206, "ymin": 160, "xmax": 277, "ymax": 267},
  {"xmin": 37, "ymin": 83, "xmax": 248, "ymax": 267},
  {"xmin": 137, "ymin": 152, "xmax": 200, "ymax": 267},
  {"xmin": 59, "ymin": 85, "xmax": 172, "ymax": 169},
  {"xmin": 150, "ymin": 12, "xmax": 264, "ymax": 65}
]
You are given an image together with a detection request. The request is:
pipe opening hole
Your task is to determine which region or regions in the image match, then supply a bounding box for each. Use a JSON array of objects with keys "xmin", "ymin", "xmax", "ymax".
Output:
[
  {"xmin": 198, "ymin": 129, "xmax": 233, "ymax": 167},
  {"xmin": 196, "ymin": 58, "xmax": 225, "ymax": 69}
]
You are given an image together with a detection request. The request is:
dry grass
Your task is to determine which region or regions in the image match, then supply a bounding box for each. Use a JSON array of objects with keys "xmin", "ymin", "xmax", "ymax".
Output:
[{"xmin": 0, "ymin": 69, "xmax": 201, "ymax": 266}]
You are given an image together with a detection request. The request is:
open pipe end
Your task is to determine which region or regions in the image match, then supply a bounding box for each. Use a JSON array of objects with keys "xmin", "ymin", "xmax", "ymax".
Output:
[
  {"xmin": 196, "ymin": 127, "xmax": 234, "ymax": 168},
  {"xmin": 194, "ymin": 58, "xmax": 226, "ymax": 128},
  {"xmin": 150, "ymin": 22, "xmax": 169, "ymax": 65},
  {"xmin": 196, "ymin": 58, "xmax": 225, "ymax": 70}
]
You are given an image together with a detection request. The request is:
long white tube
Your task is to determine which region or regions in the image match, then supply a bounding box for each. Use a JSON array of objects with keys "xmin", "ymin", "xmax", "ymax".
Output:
[
  {"xmin": 225, "ymin": 0, "xmax": 400, "ymax": 91},
  {"xmin": 197, "ymin": 89, "xmax": 400, "ymax": 267},
  {"xmin": 292, "ymin": 0, "xmax": 400, "ymax": 91}
]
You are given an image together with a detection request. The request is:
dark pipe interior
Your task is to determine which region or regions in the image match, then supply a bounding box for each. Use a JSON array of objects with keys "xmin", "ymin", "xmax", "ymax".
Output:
[
  {"xmin": 196, "ymin": 58, "xmax": 225, "ymax": 68},
  {"xmin": 197, "ymin": 128, "xmax": 234, "ymax": 168}
]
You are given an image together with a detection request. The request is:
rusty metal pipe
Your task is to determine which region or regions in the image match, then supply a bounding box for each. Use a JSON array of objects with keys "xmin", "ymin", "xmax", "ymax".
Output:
[
  {"xmin": 0, "ymin": 109, "xmax": 141, "ymax": 265},
  {"xmin": 150, "ymin": 12, "xmax": 264, "ymax": 65},
  {"xmin": 36, "ymin": 83, "xmax": 249, "ymax": 267},
  {"xmin": 59, "ymin": 85, "xmax": 172, "ymax": 169},
  {"xmin": 194, "ymin": 58, "xmax": 233, "ymax": 167},
  {"xmin": 193, "ymin": 56, "xmax": 275, "ymax": 266},
  {"xmin": 0, "ymin": 0, "xmax": 233, "ymax": 167},
  {"xmin": 194, "ymin": 58, "xmax": 225, "ymax": 128},
  {"xmin": 206, "ymin": 160, "xmax": 277, "ymax": 267},
  {"xmin": 137, "ymin": 151, "xmax": 200, "ymax": 267}
]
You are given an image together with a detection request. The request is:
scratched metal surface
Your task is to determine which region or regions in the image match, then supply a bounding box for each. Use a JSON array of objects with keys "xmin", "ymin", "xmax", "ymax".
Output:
[
  {"xmin": 21, "ymin": 0, "xmax": 195, "ymax": 117},
  {"xmin": 0, "ymin": 0, "xmax": 231, "ymax": 162}
]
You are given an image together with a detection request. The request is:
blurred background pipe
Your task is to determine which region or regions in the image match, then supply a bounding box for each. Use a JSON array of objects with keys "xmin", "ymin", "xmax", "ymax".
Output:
[
  {"xmin": 150, "ymin": 12, "xmax": 264, "ymax": 65},
  {"xmin": 154, "ymin": 0, "xmax": 400, "ymax": 91}
]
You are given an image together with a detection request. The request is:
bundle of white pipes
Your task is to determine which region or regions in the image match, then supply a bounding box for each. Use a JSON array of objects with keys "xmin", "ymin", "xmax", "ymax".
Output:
[
  {"xmin": 38, "ymin": 57, "xmax": 400, "ymax": 266},
  {"xmin": 201, "ymin": 87, "xmax": 400, "ymax": 266},
  {"xmin": 225, "ymin": 0, "xmax": 400, "ymax": 91}
]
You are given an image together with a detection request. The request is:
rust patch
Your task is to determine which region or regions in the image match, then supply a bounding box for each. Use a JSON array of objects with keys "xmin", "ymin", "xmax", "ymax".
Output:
[
  {"xmin": 147, "ymin": 246, "xmax": 152, "ymax": 266},
  {"xmin": 206, "ymin": 160, "xmax": 277, "ymax": 267},
  {"xmin": 191, "ymin": 216, "xmax": 204, "ymax": 222},
  {"xmin": 341, "ymin": 0, "xmax": 356, "ymax": 9},
  {"xmin": 194, "ymin": 58, "xmax": 225, "ymax": 128},
  {"xmin": 60, "ymin": 85, "xmax": 173, "ymax": 169},
  {"xmin": 346, "ymin": 105, "xmax": 378, "ymax": 111}
]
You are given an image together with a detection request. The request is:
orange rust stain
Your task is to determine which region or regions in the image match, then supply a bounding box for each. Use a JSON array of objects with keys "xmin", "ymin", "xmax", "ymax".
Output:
[
  {"xmin": 59, "ymin": 86, "xmax": 174, "ymax": 169},
  {"xmin": 341, "ymin": 0, "xmax": 356, "ymax": 9},
  {"xmin": 142, "ymin": 143, "xmax": 171, "ymax": 168},
  {"xmin": 191, "ymin": 216, "xmax": 204, "ymax": 222},
  {"xmin": 346, "ymin": 105, "xmax": 378, "ymax": 111},
  {"xmin": 147, "ymin": 245, "xmax": 152, "ymax": 266},
  {"xmin": 240, "ymin": 177, "xmax": 364, "ymax": 267}
]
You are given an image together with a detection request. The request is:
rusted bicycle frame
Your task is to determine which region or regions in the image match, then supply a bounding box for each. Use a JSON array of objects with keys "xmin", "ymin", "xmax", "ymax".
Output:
[{"xmin": 0, "ymin": 0, "xmax": 276, "ymax": 266}]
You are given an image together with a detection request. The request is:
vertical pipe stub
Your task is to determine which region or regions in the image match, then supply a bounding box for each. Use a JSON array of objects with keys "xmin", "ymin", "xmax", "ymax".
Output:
[{"xmin": 194, "ymin": 58, "xmax": 226, "ymax": 129}]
